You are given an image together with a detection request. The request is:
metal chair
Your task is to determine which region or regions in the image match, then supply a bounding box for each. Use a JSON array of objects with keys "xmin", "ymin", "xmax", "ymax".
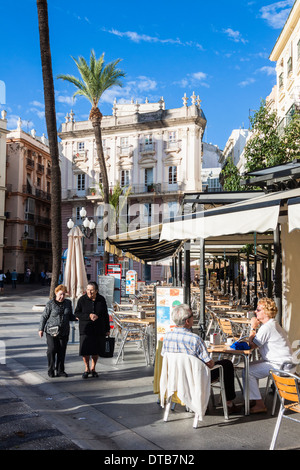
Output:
[
  {"xmin": 110, "ymin": 310, "xmax": 150, "ymax": 365},
  {"xmin": 269, "ymin": 369, "xmax": 300, "ymax": 450},
  {"xmin": 160, "ymin": 353, "xmax": 229, "ymax": 428}
]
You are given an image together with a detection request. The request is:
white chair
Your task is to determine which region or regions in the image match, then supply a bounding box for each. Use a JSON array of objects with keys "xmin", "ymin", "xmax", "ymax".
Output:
[{"xmin": 159, "ymin": 352, "xmax": 228, "ymax": 428}]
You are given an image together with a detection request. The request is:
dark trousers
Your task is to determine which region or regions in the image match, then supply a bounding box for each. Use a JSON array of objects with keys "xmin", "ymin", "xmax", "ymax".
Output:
[
  {"xmin": 46, "ymin": 334, "xmax": 68, "ymax": 373},
  {"xmin": 210, "ymin": 359, "xmax": 236, "ymax": 401}
]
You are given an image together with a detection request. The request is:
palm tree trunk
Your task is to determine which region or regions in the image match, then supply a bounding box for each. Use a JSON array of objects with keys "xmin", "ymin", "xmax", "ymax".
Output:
[
  {"xmin": 36, "ymin": 0, "xmax": 62, "ymax": 298},
  {"xmin": 90, "ymin": 108, "xmax": 110, "ymax": 269}
]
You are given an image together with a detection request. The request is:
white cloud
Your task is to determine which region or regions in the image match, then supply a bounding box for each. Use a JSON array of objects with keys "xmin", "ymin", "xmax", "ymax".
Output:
[
  {"xmin": 223, "ymin": 28, "xmax": 248, "ymax": 44},
  {"xmin": 56, "ymin": 94, "xmax": 76, "ymax": 105},
  {"xmin": 100, "ymin": 76, "xmax": 158, "ymax": 104},
  {"xmin": 103, "ymin": 27, "xmax": 204, "ymax": 50},
  {"xmin": 260, "ymin": 1, "xmax": 294, "ymax": 29},
  {"xmin": 30, "ymin": 100, "xmax": 44, "ymax": 108},
  {"xmin": 257, "ymin": 66, "xmax": 276, "ymax": 76},
  {"xmin": 238, "ymin": 77, "xmax": 256, "ymax": 87},
  {"xmin": 174, "ymin": 71, "xmax": 210, "ymax": 88}
]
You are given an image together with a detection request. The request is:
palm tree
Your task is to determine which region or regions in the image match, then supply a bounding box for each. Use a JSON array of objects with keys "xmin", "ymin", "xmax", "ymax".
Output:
[
  {"xmin": 36, "ymin": 0, "xmax": 62, "ymax": 298},
  {"xmin": 57, "ymin": 51, "xmax": 125, "ymax": 268}
]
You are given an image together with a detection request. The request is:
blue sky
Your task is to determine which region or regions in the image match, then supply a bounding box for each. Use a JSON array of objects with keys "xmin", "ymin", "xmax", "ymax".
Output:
[{"xmin": 0, "ymin": 0, "xmax": 295, "ymax": 150}]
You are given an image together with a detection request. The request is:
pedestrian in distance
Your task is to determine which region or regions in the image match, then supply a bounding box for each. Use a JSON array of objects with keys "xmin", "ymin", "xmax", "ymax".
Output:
[
  {"xmin": 0, "ymin": 270, "xmax": 6, "ymax": 294},
  {"xmin": 11, "ymin": 269, "xmax": 18, "ymax": 288},
  {"xmin": 75, "ymin": 281, "xmax": 110, "ymax": 379},
  {"xmin": 39, "ymin": 284, "xmax": 77, "ymax": 378}
]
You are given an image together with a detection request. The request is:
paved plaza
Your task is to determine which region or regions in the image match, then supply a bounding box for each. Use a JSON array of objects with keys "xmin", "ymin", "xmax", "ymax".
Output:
[{"xmin": 0, "ymin": 283, "xmax": 299, "ymax": 453}]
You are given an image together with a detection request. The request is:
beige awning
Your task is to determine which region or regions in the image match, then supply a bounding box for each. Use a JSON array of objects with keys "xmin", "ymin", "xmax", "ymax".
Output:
[{"xmin": 160, "ymin": 188, "xmax": 300, "ymax": 242}]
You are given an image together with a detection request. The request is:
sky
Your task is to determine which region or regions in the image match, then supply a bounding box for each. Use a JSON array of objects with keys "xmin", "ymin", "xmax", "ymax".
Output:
[{"xmin": 0, "ymin": 0, "xmax": 295, "ymax": 150}]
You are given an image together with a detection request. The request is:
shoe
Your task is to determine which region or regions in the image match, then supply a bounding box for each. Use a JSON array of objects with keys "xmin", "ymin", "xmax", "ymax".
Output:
[
  {"xmin": 250, "ymin": 406, "xmax": 267, "ymax": 414},
  {"xmin": 57, "ymin": 371, "xmax": 68, "ymax": 377},
  {"xmin": 228, "ymin": 403, "xmax": 243, "ymax": 415},
  {"xmin": 82, "ymin": 371, "xmax": 89, "ymax": 379},
  {"xmin": 91, "ymin": 370, "xmax": 98, "ymax": 377},
  {"xmin": 48, "ymin": 370, "xmax": 55, "ymax": 378}
]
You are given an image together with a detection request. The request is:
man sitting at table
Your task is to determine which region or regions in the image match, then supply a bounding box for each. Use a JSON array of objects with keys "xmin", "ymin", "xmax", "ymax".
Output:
[
  {"xmin": 245, "ymin": 297, "xmax": 295, "ymax": 414},
  {"xmin": 161, "ymin": 304, "xmax": 241, "ymax": 414}
]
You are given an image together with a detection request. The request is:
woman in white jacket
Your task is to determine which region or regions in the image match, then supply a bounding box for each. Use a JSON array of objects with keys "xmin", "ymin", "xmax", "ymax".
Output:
[{"xmin": 245, "ymin": 297, "xmax": 294, "ymax": 414}]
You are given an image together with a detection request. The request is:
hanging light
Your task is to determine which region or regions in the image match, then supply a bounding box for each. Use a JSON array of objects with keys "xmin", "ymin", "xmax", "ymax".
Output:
[
  {"xmin": 89, "ymin": 219, "xmax": 96, "ymax": 230},
  {"xmin": 67, "ymin": 218, "xmax": 74, "ymax": 229},
  {"xmin": 83, "ymin": 217, "xmax": 90, "ymax": 228},
  {"xmin": 80, "ymin": 207, "xmax": 87, "ymax": 218}
]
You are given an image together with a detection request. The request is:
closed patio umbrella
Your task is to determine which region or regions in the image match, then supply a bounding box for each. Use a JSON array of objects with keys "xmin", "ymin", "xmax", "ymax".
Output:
[{"xmin": 64, "ymin": 226, "xmax": 88, "ymax": 307}]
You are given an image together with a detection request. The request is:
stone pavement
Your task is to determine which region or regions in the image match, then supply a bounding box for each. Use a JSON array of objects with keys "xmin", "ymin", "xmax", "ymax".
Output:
[{"xmin": 0, "ymin": 284, "xmax": 299, "ymax": 454}]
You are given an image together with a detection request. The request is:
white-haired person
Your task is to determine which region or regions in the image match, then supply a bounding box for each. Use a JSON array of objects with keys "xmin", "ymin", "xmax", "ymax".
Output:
[
  {"xmin": 245, "ymin": 297, "xmax": 295, "ymax": 414},
  {"xmin": 161, "ymin": 303, "xmax": 241, "ymax": 414}
]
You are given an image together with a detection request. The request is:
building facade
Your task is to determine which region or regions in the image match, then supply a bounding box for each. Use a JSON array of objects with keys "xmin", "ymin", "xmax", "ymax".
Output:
[
  {"xmin": 59, "ymin": 94, "xmax": 208, "ymax": 281},
  {"xmin": 3, "ymin": 119, "xmax": 53, "ymax": 280},
  {"xmin": 267, "ymin": 0, "xmax": 300, "ymax": 127},
  {"xmin": 0, "ymin": 110, "xmax": 8, "ymax": 270}
]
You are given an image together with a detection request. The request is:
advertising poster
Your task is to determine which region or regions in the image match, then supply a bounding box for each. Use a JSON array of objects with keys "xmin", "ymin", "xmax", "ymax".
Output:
[
  {"xmin": 126, "ymin": 270, "xmax": 137, "ymax": 295},
  {"xmin": 105, "ymin": 263, "xmax": 122, "ymax": 303},
  {"xmin": 155, "ymin": 286, "xmax": 184, "ymax": 341}
]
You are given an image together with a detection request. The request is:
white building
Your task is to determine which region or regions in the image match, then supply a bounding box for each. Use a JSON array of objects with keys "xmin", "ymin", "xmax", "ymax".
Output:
[
  {"xmin": 220, "ymin": 128, "xmax": 252, "ymax": 174},
  {"xmin": 58, "ymin": 94, "xmax": 209, "ymax": 280},
  {"xmin": 267, "ymin": 0, "xmax": 300, "ymax": 126}
]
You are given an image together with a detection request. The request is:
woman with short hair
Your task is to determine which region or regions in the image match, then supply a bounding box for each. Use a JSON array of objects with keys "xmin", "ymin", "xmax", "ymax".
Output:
[{"xmin": 39, "ymin": 284, "xmax": 76, "ymax": 377}]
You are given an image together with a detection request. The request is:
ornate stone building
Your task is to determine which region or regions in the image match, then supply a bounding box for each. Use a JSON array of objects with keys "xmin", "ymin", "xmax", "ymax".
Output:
[
  {"xmin": 59, "ymin": 94, "xmax": 207, "ymax": 280},
  {"xmin": 3, "ymin": 120, "xmax": 53, "ymax": 280}
]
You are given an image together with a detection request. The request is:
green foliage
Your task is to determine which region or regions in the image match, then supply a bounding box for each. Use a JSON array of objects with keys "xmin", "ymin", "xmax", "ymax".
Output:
[
  {"xmin": 244, "ymin": 99, "xmax": 300, "ymax": 172},
  {"xmin": 57, "ymin": 50, "xmax": 125, "ymax": 108},
  {"xmin": 220, "ymin": 157, "xmax": 243, "ymax": 191}
]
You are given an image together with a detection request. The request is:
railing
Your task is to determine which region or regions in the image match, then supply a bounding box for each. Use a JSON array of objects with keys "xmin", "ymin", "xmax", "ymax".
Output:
[{"xmin": 22, "ymin": 185, "xmax": 51, "ymax": 201}]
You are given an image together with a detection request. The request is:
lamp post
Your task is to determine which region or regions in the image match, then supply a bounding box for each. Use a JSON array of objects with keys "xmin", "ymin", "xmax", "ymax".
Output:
[{"xmin": 67, "ymin": 206, "xmax": 96, "ymax": 238}]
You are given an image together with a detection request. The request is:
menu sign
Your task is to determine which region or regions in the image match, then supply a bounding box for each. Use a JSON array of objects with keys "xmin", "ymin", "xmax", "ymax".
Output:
[
  {"xmin": 155, "ymin": 286, "xmax": 184, "ymax": 341},
  {"xmin": 98, "ymin": 275, "xmax": 115, "ymax": 308}
]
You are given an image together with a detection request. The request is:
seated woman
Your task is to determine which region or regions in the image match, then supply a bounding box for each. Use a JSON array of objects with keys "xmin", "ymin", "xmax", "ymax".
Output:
[{"xmin": 245, "ymin": 297, "xmax": 295, "ymax": 414}]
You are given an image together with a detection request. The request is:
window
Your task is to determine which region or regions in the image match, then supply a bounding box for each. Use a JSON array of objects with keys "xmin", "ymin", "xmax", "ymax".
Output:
[
  {"xmin": 77, "ymin": 142, "xmax": 85, "ymax": 152},
  {"xmin": 121, "ymin": 169, "xmax": 130, "ymax": 186},
  {"xmin": 143, "ymin": 203, "xmax": 152, "ymax": 224},
  {"xmin": 168, "ymin": 166, "xmax": 177, "ymax": 184},
  {"xmin": 287, "ymin": 56, "xmax": 293, "ymax": 75},
  {"xmin": 120, "ymin": 137, "xmax": 128, "ymax": 149},
  {"xmin": 144, "ymin": 134, "xmax": 153, "ymax": 150},
  {"xmin": 169, "ymin": 131, "xmax": 176, "ymax": 143},
  {"xmin": 77, "ymin": 173, "xmax": 85, "ymax": 191},
  {"xmin": 279, "ymin": 72, "xmax": 284, "ymax": 89},
  {"xmin": 145, "ymin": 168, "xmax": 153, "ymax": 185}
]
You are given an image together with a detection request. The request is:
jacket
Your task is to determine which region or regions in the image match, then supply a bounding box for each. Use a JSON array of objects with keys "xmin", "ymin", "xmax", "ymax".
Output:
[
  {"xmin": 39, "ymin": 299, "xmax": 76, "ymax": 336},
  {"xmin": 75, "ymin": 293, "xmax": 110, "ymax": 337}
]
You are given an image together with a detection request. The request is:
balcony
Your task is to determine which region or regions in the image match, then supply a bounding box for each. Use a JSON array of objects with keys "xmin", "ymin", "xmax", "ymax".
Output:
[
  {"xmin": 26, "ymin": 158, "xmax": 35, "ymax": 170},
  {"xmin": 37, "ymin": 163, "xmax": 45, "ymax": 174},
  {"xmin": 22, "ymin": 185, "xmax": 51, "ymax": 201}
]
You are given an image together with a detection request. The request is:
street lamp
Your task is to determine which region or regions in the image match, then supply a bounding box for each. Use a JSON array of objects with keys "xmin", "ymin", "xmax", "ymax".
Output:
[{"xmin": 67, "ymin": 206, "xmax": 96, "ymax": 239}]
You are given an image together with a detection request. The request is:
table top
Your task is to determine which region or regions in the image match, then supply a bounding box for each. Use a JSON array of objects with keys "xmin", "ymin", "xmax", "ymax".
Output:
[
  {"xmin": 230, "ymin": 317, "xmax": 251, "ymax": 324},
  {"xmin": 120, "ymin": 317, "xmax": 155, "ymax": 326},
  {"xmin": 207, "ymin": 343, "xmax": 253, "ymax": 355}
]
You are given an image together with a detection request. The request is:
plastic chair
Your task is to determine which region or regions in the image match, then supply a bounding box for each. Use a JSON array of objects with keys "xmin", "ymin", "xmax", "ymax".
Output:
[
  {"xmin": 269, "ymin": 369, "xmax": 300, "ymax": 450},
  {"xmin": 265, "ymin": 345, "xmax": 300, "ymax": 415},
  {"xmin": 110, "ymin": 310, "xmax": 150, "ymax": 365}
]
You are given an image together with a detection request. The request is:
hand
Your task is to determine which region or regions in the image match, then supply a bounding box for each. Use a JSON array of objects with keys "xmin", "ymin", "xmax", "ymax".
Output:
[
  {"xmin": 39, "ymin": 331, "xmax": 43, "ymax": 338},
  {"xmin": 89, "ymin": 313, "xmax": 98, "ymax": 321},
  {"xmin": 250, "ymin": 317, "xmax": 260, "ymax": 329}
]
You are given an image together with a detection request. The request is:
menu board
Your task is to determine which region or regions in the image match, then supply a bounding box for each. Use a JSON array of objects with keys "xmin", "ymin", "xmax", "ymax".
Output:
[
  {"xmin": 155, "ymin": 286, "xmax": 184, "ymax": 341},
  {"xmin": 98, "ymin": 275, "xmax": 115, "ymax": 308},
  {"xmin": 126, "ymin": 270, "xmax": 137, "ymax": 295}
]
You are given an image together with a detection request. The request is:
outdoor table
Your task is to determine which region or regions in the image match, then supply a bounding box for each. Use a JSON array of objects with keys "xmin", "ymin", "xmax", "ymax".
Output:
[
  {"xmin": 120, "ymin": 317, "xmax": 156, "ymax": 362},
  {"xmin": 207, "ymin": 343, "xmax": 254, "ymax": 415}
]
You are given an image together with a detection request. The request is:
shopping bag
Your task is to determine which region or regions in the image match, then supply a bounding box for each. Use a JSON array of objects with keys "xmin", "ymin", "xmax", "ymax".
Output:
[{"xmin": 99, "ymin": 336, "xmax": 115, "ymax": 358}]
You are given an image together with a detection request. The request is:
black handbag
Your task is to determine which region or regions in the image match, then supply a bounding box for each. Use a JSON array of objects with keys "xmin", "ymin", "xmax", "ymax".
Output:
[{"xmin": 99, "ymin": 336, "xmax": 115, "ymax": 358}]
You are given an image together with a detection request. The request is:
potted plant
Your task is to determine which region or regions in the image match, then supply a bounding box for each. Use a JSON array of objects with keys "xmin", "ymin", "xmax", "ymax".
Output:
[{"xmin": 89, "ymin": 187, "xmax": 96, "ymax": 196}]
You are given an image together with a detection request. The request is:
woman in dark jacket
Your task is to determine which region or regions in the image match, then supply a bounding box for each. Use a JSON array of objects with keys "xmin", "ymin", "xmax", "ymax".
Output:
[
  {"xmin": 39, "ymin": 284, "xmax": 76, "ymax": 377},
  {"xmin": 75, "ymin": 281, "xmax": 110, "ymax": 379}
]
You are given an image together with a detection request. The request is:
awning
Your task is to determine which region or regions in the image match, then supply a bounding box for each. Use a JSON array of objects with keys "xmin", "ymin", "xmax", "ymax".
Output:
[
  {"xmin": 160, "ymin": 188, "xmax": 300, "ymax": 241},
  {"xmin": 288, "ymin": 197, "xmax": 300, "ymax": 232},
  {"xmin": 106, "ymin": 224, "xmax": 183, "ymax": 263}
]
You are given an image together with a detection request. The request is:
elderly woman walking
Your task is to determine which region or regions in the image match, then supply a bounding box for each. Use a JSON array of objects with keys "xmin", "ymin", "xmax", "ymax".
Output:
[
  {"xmin": 39, "ymin": 284, "xmax": 76, "ymax": 377},
  {"xmin": 75, "ymin": 281, "xmax": 110, "ymax": 379}
]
